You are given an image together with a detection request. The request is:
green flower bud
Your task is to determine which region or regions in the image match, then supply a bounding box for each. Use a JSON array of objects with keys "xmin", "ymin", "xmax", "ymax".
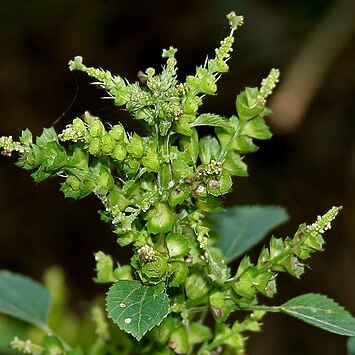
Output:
[
  {"xmin": 146, "ymin": 202, "xmax": 175, "ymax": 234},
  {"xmin": 107, "ymin": 187, "xmax": 130, "ymax": 211},
  {"xmin": 168, "ymin": 186, "xmax": 189, "ymax": 207},
  {"xmin": 88, "ymin": 137, "xmax": 101, "ymax": 155},
  {"xmin": 171, "ymin": 150, "xmax": 194, "ymax": 180},
  {"xmin": 183, "ymin": 97, "xmax": 199, "ymax": 115},
  {"xmin": 174, "ymin": 116, "xmax": 192, "ymax": 136},
  {"xmin": 101, "ymin": 133, "xmax": 114, "ymax": 154},
  {"xmin": 257, "ymin": 273, "xmax": 276, "ymax": 297},
  {"xmin": 123, "ymin": 158, "xmax": 140, "ymax": 176},
  {"xmin": 126, "ymin": 133, "xmax": 144, "ymax": 158},
  {"xmin": 95, "ymin": 171, "xmax": 114, "ymax": 196},
  {"xmin": 208, "ymin": 59, "xmax": 229, "ymax": 73},
  {"xmin": 112, "ymin": 143, "xmax": 127, "ymax": 162},
  {"xmin": 166, "ymin": 233, "xmax": 190, "ymax": 257},
  {"xmin": 122, "ymin": 180, "xmax": 139, "ymax": 195},
  {"xmin": 200, "ymin": 74, "xmax": 217, "ymax": 95},
  {"xmin": 141, "ymin": 149, "xmax": 160, "ymax": 173},
  {"xmin": 304, "ymin": 232, "xmax": 325, "ymax": 252},
  {"xmin": 135, "ymin": 108, "xmax": 155, "ymax": 124},
  {"xmin": 168, "ymin": 261, "xmax": 189, "ymax": 287},
  {"xmin": 140, "ymin": 255, "xmax": 168, "ymax": 282},
  {"xmin": 209, "ymin": 290, "xmax": 237, "ymax": 322},
  {"xmin": 207, "ymin": 171, "xmax": 232, "ymax": 196},
  {"xmin": 67, "ymin": 175, "xmax": 81, "ymax": 191},
  {"xmin": 108, "ymin": 124, "xmax": 126, "ymax": 141},
  {"xmin": 186, "ymin": 75, "xmax": 200, "ymax": 91},
  {"xmin": 185, "ymin": 274, "xmax": 209, "ymax": 301},
  {"xmin": 72, "ymin": 118, "xmax": 87, "ymax": 134},
  {"xmin": 168, "ymin": 327, "xmax": 188, "ymax": 355},
  {"xmin": 232, "ymin": 266, "xmax": 258, "ymax": 299},
  {"xmin": 89, "ymin": 119, "xmax": 105, "ymax": 138},
  {"xmin": 282, "ymin": 255, "xmax": 304, "ymax": 278}
]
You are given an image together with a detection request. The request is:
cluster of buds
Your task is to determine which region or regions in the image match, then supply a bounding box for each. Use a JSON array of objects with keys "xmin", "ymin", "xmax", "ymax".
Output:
[{"xmin": 0, "ymin": 136, "xmax": 26, "ymax": 156}]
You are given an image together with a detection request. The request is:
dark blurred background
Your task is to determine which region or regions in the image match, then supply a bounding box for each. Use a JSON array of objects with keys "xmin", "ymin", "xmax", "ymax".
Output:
[{"xmin": 0, "ymin": 0, "xmax": 354, "ymax": 354}]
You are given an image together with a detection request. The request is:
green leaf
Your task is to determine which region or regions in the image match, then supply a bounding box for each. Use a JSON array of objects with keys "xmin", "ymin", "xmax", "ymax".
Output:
[
  {"xmin": 191, "ymin": 114, "xmax": 230, "ymax": 128},
  {"xmin": 199, "ymin": 137, "xmax": 220, "ymax": 164},
  {"xmin": 348, "ymin": 336, "xmax": 355, "ymax": 355},
  {"xmin": 0, "ymin": 271, "xmax": 51, "ymax": 330},
  {"xmin": 236, "ymin": 88, "xmax": 262, "ymax": 121},
  {"xmin": 106, "ymin": 280, "xmax": 169, "ymax": 340},
  {"xmin": 179, "ymin": 128, "xmax": 199, "ymax": 164},
  {"xmin": 19, "ymin": 129, "xmax": 33, "ymax": 146},
  {"xmin": 280, "ymin": 294, "xmax": 355, "ymax": 336},
  {"xmin": 241, "ymin": 117, "xmax": 272, "ymax": 140},
  {"xmin": 36, "ymin": 127, "xmax": 58, "ymax": 147},
  {"xmin": 206, "ymin": 246, "xmax": 230, "ymax": 284},
  {"xmin": 210, "ymin": 206, "xmax": 288, "ymax": 263},
  {"xmin": 224, "ymin": 151, "xmax": 248, "ymax": 177}
]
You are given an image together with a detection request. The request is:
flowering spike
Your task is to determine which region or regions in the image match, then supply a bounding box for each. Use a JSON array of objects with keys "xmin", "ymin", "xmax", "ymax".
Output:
[
  {"xmin": 0, "ymin": 136, "xmax": 26, "ymax": 156},
  {"xmin": 306, "ymin": 206, "xmax": 342, "ymax": 236},
  {"xmin": 10, "ymin": 337, "xmax": 44, "ymax": 355},
  {"xmin": 258, "ymin": 68, "xmax": 280, "ymax": 105}
]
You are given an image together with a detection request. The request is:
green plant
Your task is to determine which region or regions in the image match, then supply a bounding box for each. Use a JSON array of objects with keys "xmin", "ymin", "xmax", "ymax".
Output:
[{"xmin": 0, "ymin": 11, "xmax": 354, "ymax": 355}]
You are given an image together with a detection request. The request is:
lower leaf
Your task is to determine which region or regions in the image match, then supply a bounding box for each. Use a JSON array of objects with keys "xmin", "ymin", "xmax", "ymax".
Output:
[
  {"xmin": 280, "ymin": 293, "xmax": 355, "ymax": 336},
  {"xmin": 106, "ymin": 280, "xmax": 169, "ymax": 341}
]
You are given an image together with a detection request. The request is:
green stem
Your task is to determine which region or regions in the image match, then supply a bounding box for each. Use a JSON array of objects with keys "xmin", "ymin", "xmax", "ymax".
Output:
[
  {"xmin": 157, "ymin": 129, "xmax": 172, "ymax": 189},
  {"xmin": 187, "ymin": 306, "xmax": 209, "ymax": 314}
]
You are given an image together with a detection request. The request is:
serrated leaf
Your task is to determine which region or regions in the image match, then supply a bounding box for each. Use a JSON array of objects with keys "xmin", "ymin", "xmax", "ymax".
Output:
[
  {"xmin": 210, "ymin": 206, "xmax": 288, "ymax": 263},
  {"xmin": 106, "ymin": 280, "xmax": 169, "ymax": 340},
  {"xmin": 241, "ymin": 116, "xmax": 272, "ymax": 140},
  {"xmin": 224, "ymin": 151, "xmax": 248, "ymax": 177},
  {"xmin": 281, "ymin": 293, "xmax": 355, "ymax": 336},
  {"xmin": 19, "ymin": 129, "xmax": 33, "ymax": 146},
  {"xmin": 0, "ymin": 271, "xmax": 51, "ymax": 330},
  {"xmin": 191, "ymin": 114, "xmax": 230, "ymax": 128},
  {"xmin": 36, "ymin": 127, "xmax": 58, "ymax": 148}
]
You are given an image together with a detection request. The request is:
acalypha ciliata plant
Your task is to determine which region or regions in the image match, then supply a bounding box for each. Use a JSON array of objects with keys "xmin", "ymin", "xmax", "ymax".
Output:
[{"xmin": 0, "ymin": 11, "xmax": 354, "ymax": 355}]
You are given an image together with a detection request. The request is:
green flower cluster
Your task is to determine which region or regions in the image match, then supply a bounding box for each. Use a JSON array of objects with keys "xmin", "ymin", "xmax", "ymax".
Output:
[
  {"xmin": 233, "ymin": 207, "xmax": 341, "ymax": 306},
  {"xmin": 1, "ymin": 11, "xmax": 343, "ymax": 355}
]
